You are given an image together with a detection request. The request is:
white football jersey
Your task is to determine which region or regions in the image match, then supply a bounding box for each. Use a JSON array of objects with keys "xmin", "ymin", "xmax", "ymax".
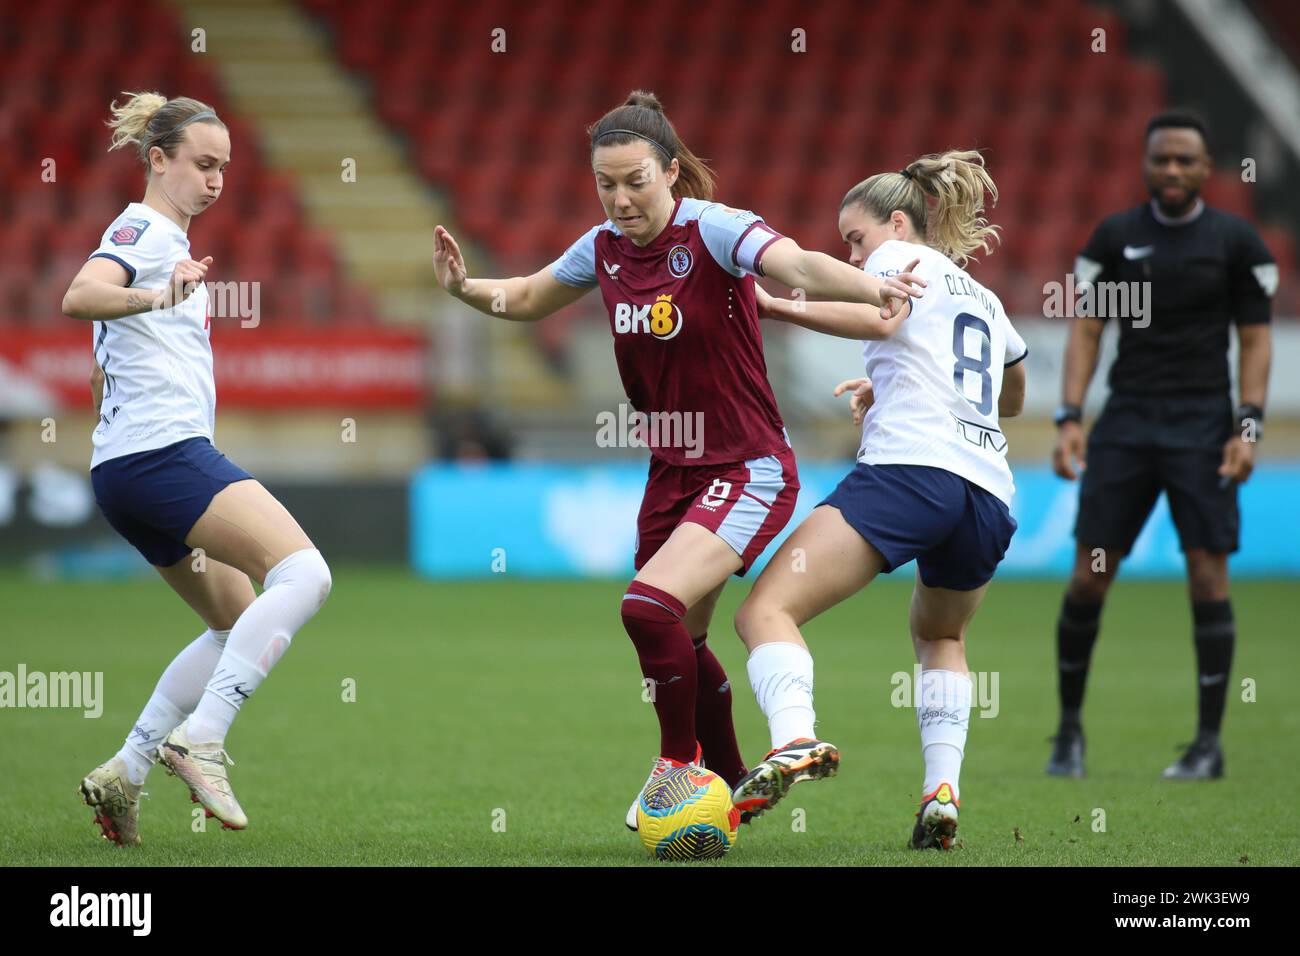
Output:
[
  {"xmin": 858, "ymin": 240, "xmax": 1026, "ymax": 504},
  {"xmin": 87, "ymin": 202, "xmax": 215, "ymax": 468}
]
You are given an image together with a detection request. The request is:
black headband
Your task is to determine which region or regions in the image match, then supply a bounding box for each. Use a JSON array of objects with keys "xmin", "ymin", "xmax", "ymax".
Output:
[
  {"xmin": 899, "ymin": 167, "xmax": 913, "ymax": 180},
  {"xmin": 593, "ymin": 128, "xmax": 674, "ymax": 161}
]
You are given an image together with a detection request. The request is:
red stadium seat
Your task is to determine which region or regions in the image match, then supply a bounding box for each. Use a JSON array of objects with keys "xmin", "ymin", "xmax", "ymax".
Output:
[
  {"xmin": 1202, "ymin": 173, "xmax": 1255, "ymax": 220},
  {"xmin": 1259, "ymin": 226, "xmax": 1297, "ymax": 270},
  {"xmin": 0, "ymin": 4, "xmax": 376, "ymax": 326},
  {"xmin": 250, "ymin": 0, "xmax": 1299, "ymax": 327}
]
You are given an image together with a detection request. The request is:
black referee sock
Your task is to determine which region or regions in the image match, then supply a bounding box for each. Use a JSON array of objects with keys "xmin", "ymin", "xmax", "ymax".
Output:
[
  {"xmin": 1192, "ymin": 600, "xmax": 1235, "ymax": 737},
  {"xmin": 1056, "ymin": 596, "xmax": 1102, "ymax": 729}
]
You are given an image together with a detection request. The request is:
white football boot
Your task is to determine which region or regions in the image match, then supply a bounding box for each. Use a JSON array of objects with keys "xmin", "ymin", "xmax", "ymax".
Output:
[
  {"xmin": 79, "ymin": 755, "xmax": 142, "ymax": 846},
  {"xmin": 158, "ymin": 718, "xmax": 248, "ymax": 830}
]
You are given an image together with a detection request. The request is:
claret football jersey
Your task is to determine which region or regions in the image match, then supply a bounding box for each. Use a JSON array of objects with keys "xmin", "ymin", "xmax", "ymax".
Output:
[{"xmin": 551, "ymin": 197, "xmax": 789, "ymax": 466}]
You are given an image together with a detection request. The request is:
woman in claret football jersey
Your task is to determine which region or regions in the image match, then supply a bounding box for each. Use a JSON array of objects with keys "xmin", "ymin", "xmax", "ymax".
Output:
[
  {"xmin": 63, "ymin": 92, "xmax": 331, "ymax": 845},
  {"xmin": 432, "ymin": 90, "xmax": 922, "ymax": 832},
  {"xmin": 730, "ymin": 151, "xmax": 1028, "ymax": 850}
]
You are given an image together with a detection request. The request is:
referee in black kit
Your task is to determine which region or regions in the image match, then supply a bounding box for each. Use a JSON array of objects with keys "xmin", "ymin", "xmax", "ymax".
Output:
[{"xmin": 1046, "ymin": 111, "xmax": 1275, "ymax": 780}]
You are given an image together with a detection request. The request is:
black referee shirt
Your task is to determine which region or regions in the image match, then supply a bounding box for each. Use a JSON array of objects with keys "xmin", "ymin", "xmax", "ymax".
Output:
[
  {"xmin": 1076, "ymin": 201, "xmax": 1275, "ymax": 448},
  {"xmin": 1077, "ymin": 201, "xmax": 1274, "ymax": 395}
]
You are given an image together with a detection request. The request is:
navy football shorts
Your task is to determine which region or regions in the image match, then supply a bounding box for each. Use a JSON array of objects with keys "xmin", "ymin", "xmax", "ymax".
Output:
[
  {"xmin": 820, "ymin": 462, "xmax": 1017, "ymax": 591},
  {"xmin": 91, "ymin": 437, "xmax": 254, "ymax": 567}
]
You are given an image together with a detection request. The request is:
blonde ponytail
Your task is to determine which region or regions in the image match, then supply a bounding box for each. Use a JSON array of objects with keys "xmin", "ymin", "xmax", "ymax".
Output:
[
  {"xmin": 841, "ymin": 149, "xmax": 1001, "ymax": 266},
  {"xmin": 107, "ymin": 92, "xmax": 168, "ymax": 153},
  {"xmin": 106, "ymin": 91, "xmax": 226, "ymax": 172}
]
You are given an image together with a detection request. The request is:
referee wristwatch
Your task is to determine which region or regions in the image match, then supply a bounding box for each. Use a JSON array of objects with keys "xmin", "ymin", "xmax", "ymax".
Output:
[{"xmin": 1054, "ymin": 403, "xmax": 1083, "ymax": 428}]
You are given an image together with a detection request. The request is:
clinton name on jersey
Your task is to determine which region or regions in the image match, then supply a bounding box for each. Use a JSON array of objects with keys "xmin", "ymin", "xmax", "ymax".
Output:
[
  {"xmin": 860, "ymin": 240, "xmax": 1027, "ymax": 504},
  {"xmin": 88, "ymin": 202, "xmax": 215, "ymax": 468},
  {"xmin": 550, "ymin": 197, "xmax": 788, "ymax": 466}
]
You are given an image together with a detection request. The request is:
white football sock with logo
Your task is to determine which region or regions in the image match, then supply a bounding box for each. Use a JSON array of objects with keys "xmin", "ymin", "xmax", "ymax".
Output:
[
  {"xmin": 747, "ymin": 641, "xmax": 816, "ymax": 751},
  {"xmin": 187, "ymin": 549, "xmax": 331, "ymax": 746},
  {"xmin": 115, "ymin": 627, "xmax": 230, "ymax": 786},
  {"xmin": 917, "ymin": 669, "xmax": 972, "ymax": 801}
]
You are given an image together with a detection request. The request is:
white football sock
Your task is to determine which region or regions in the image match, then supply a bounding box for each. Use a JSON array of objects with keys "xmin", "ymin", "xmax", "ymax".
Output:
[
  {"xmin": 916, "ymin": 669, "xmax": 972, "ymax": 801},
  {"xmin": 188, "ymin": 549, "xmax": 331, "ymax": 746},
  {"xmin": 747, "ymin": 641, "xmax": 816, "ymax": 750},
  {"xmin": 116, "ymin": 628, "xmax": 230, "ymax": 785}
]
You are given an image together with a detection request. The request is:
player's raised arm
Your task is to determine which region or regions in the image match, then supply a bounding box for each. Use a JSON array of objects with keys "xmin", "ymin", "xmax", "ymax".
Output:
[
  {"xmin": 62, "ymin": 253, "xmax": 212, "ymax": 321},
  {"xmin": 759, "ymin": 237, "xmax": 924, "ymax": 320},
  {"xmin": 756, "ymin": 259, "xmax": 921, "ymax": 339},
  {"xmin": 433, "ymin": 224, "xmax": 590, "ymax": 322}
]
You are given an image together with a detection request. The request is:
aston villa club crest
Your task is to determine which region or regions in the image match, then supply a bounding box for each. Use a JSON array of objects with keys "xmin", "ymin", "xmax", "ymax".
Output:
[
  {"xmin": 667, "ymin": 244, "xmax": 693, "ymax": 278},
  {"xmin": 110, "ymin": 219, "xmax": 150, "ymax": 246}
]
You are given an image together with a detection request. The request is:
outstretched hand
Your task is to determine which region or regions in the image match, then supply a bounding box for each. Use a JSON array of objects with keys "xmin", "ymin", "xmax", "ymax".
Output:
[
  {"xmin": 159, "ymin": 256, "xmax": 213, "ymax": 310},
  {"xmin": 833, "ymin": 377, "xmax": 875, "ymax": 426},
  {"xmin": 434, "ymin": 225, "xmax": 469, "ymax": 297},
  {"xmin": 878, "ymin": 258, "xmax": 924, "ymax": 320}
]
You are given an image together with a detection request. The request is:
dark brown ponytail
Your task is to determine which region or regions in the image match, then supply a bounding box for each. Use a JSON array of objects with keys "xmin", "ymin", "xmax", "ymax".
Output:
[{"xmin": 588, "ymin": 90, "xmax": 715, "ymax": 201}]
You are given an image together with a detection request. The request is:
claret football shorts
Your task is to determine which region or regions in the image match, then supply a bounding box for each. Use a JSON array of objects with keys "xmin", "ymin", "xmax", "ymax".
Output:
[{"xmin": 634, "ymin": 444, "xmax": 799, "ymax": 576}]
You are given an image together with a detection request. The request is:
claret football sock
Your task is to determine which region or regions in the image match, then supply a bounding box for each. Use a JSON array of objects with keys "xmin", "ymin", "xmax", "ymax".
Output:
[
  {"xmin": 691, "ymin": 633, "xmax": 747, "ymax": 787},
  {"xmin": 621, "ymin": 580, "xmax": 698, "ymax": 764}
]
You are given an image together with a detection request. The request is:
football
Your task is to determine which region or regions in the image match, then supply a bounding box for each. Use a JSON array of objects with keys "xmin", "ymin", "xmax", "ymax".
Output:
[{"xmin": 635, "ymin": 766, "xmax": 741, "ymax": 860}]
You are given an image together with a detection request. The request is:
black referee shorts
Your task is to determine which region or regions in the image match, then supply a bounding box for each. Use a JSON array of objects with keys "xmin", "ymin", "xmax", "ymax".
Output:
[{"xmin": 1075, "ymin": 441, "xmax": 1239, "ymax": 555}]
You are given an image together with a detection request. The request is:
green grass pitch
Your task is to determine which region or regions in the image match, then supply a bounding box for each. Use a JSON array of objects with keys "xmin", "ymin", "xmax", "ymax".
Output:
[{"xmin": 2, "ymin": 568, "xmax": 1295, "ymax": 866}]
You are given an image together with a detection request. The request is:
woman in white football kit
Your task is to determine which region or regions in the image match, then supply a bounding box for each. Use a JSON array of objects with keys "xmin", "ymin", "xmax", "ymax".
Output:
[
  {"xmin": 63, "ymin": 93, "xmax": 331, "ymax": 844},
  {"xmin": 730, "ymin": 151, "xmax": 1028, "ymax": 849}
]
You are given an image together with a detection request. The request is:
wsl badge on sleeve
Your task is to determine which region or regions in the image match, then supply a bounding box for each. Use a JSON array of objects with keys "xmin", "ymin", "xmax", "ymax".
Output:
[
  {"xmin": 667, "ymin": 244, "xmax": 693, "ymax": 278},
  {"xmin": 110, "ymin": 219, "xmax": 151, "ymax": 246}
]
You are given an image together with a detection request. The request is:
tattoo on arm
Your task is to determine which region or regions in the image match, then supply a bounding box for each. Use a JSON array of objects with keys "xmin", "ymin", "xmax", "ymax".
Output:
[{"xmin": 125, "ymin": 292, "xmax": 155, "ymax": 313}]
